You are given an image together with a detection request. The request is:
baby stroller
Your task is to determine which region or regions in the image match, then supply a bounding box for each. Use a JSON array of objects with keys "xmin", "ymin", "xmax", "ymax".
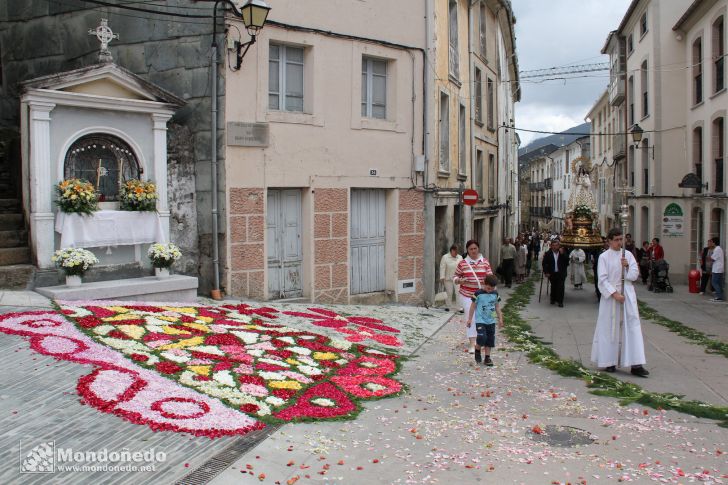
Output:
[{"xmin": 648, "ymin": 259, "xmax": 673, "ymax": 293}]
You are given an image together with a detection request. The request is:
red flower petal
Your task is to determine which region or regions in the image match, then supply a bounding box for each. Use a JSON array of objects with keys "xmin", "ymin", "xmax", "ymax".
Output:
[{"xmin": 274, "ymin": 382, "xmax": 356, "ymax": 421}]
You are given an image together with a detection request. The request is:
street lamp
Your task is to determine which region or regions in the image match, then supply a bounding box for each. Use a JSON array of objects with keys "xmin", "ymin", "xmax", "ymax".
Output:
[
  {"xmin": 240, "ymin": 0, "xmax": 272, "ymax": 37},
  {"xmin": 197, "ymin": 0, "xmax": 271, "ymax": 299},
  {"xmin": 630, "ymin": 123, "xmax": 644, "ymax": 145},
  {"xmin": 235, "ymin": 0, "xmax": 272, "ymax": 69}
]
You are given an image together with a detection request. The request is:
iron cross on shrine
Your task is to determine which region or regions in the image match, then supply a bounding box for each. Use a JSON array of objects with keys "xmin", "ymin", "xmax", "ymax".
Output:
[{"xmin": 88, "ymin": 19, "xmax": 119, "ymax": 63}]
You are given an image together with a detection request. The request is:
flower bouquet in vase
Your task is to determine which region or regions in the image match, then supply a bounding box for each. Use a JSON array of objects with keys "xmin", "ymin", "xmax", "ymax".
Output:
[
  {"xmin": 120, "ymin": 179, "xmax": 158, "ymax": 211},
  {"xmin": 56, "ymin": 179, "xmax": 99, "ymax": 214},
  {"xmin": 148, "ymin": 243, "xmax": 181, "ymax": 278},
  {"xmin": 51, "ymin": 248, "xmax": 99, "ymax": 286}
]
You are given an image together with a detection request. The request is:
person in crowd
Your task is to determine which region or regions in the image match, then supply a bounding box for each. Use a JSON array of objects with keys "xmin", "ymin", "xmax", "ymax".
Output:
[
  {"xmin": 637, "ymin": 241, "xmax": 650, "ymax": 284},
  {"xmin": 466, "ymin": 274, "xmax": 503, "ymax": 367},
  {"xmin": 591, "ymin": 227, "xmax": 649, "ymax": 377},
  {"xmin": 515, "ymin": 240, "xmax": 528, "ymax": 283},
  {"xmin": 569, "ymin": 246, "xmax": 587, "ymax": 289},
  {"xmin": 708, "ymin": 237, "xmax": 724, "ymax": 302},
  {"xmin": 700, "ymin": 242, "xmax": 714, "ymax": 295},
  {"xmin": 625, "ymin": 233, "xmax": 637, "ymax": 259},
  {"xmin": 593, "ymin": 237, "xmax": 609, "ymax": 299},
  {"xmin": 439, "ymin": 244, "xmax": 463, "ymax": 312},
  {"xmin": 542, "ymin": 239, "xmax": 569, "ymax": 307},
  {"xmin": 453, "ymin": 240, "xmax": 493, "ymax": 353},
  {"xmin": 649, "ymin": 237, "xmax": 664, "ymax": 261},
  {"xmin": 525, "ymin": 236, "xmax": 533, "ymax": 277},
  {"xmin": 500, "ymin": 238, "xmax": 516, "ymax": 288}
]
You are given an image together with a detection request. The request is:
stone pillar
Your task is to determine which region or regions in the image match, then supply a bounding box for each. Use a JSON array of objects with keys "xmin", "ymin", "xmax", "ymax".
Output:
[
  {"xmin": 397, "ymin": 189, "xmax": 425, "ymax": 304},
  {"xmin": 228, "ymin": 188, "xmax": 266, "ymax": 300},
  {"xmin": 28, "ymin": 101, "xmax": 56, "ymax": 268},
  {"xmin": 313, "ymin": 188, "xmax": 349, "ymax": 304},
  {"xmin": 152, "ymin": 113, "xmax": 172, "ymax": 241}
]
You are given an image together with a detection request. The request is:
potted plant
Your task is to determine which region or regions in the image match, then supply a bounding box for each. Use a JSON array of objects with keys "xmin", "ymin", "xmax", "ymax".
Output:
[
  {"xmin": 56, "ymin": 179, "xmax": 99, "ymax": 214},
  {"xmin": 119, "ymin": 179, "xmax": 158, "ymax": 211},
  {"xmin": 148, "ymin": 242, "xmax": 182, "ymax": 278},
  {"xmin": 51, "ymin": 248, "xmax": 99, "ymax": 286}
]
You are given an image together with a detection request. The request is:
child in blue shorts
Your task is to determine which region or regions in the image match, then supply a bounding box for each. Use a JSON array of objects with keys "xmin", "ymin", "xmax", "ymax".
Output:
[{"xmin": 466, "ymin": 274, "xmax": 503, "ymax": 366}]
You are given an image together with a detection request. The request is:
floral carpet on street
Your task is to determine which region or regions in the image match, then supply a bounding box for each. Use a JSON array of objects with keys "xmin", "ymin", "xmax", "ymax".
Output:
[{"xmin": 0, "ymin": 301, "xmax": 410, "ymax": 439}]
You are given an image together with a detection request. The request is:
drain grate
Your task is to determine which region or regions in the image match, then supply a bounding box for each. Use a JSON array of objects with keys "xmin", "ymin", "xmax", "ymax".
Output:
[
  {"xmin": 176, "ymin": 424, "xmax": 281, "ymax": 485},
  {"xmin": 527, "ymin": 425, "xmax": 595, "ymax": 447}
]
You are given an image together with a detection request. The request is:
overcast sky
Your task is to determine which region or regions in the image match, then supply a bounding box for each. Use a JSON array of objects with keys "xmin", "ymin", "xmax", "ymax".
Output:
[{"xmin": 512, "ymin": 0, "xmax": 632, "ymax": 146}]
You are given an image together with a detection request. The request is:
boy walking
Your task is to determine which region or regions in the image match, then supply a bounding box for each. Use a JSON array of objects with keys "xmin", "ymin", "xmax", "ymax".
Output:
[{"xmin": 466, "ymin": 274, "xmax": 504, "ymax": 366}]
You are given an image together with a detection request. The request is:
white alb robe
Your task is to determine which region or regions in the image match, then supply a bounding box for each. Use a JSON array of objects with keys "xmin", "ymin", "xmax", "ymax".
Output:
[
  {"xmin": 569, "ymin": 248, "xmax": 587, "ymax": 286},
  {"xmin": 591, "ymin": 248, "xmax": 646, "ymax": 368}
]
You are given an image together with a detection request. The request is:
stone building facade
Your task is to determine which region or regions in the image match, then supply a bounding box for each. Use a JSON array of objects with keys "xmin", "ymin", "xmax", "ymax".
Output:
[
  {"xmin": 424, "ymin": 0, "xmax": 520, "ymax": 302},
  {"xmin": 0, "ymin": 0, "xmax": 211, "ymax": 287},
  {"xmin": 602, "ymin": 0, "xmax": 727, "ymax": 281}
]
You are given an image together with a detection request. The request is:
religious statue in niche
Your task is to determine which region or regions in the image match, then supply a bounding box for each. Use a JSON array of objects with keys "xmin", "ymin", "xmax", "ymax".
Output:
[{"xmin": 63, "ymin": 134, "xmax": 141, "ymax": 202}]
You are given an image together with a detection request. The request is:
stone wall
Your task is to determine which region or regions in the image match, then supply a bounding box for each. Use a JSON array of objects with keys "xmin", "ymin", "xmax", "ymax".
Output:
[
  {"xmin": 398, "ymin": 190, "xmax": 425, "ymax": 304},
  {"xmin": 0, "ymin": 0, "xmax": 224, "ymax": 292},
  {"xmin": 314, "ymin": 188, "xmax": 349, "ymax": 304},
  {"xmin": 167, "ymin": 124, "xmax": 198, "ymax": 275},
  {"xmin": 228, "ymin": 188, "xmax": 265, "ymax": 300}
]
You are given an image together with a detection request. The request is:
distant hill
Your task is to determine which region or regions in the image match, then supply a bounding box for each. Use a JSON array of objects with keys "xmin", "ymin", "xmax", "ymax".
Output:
[{"xmin": 518, "ymin": 122, "xmax": 591, "ymax": 156}]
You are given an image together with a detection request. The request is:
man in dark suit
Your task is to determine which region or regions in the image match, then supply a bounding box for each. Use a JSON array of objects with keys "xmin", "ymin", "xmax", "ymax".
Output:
[{"xmin": 542, "ymin": 239, "xmax": 569, "ymax": 307}]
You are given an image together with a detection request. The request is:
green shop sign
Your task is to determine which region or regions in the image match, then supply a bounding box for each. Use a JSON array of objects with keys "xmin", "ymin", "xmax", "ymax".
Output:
[{"xmin": 662, "ymin": 203, "xmax": 684, "ymax": 237}]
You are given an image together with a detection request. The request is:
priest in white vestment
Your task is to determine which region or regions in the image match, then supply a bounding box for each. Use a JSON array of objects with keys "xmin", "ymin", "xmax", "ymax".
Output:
[{"xmin": 591, "ymin": 227, "xmax": 649, "ymax": 377}]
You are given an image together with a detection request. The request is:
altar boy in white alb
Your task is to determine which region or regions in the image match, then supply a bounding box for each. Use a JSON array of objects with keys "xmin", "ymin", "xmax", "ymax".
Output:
[{"xmin": 591, "ymin": 227, "xmax": 650, "ymax": 377}]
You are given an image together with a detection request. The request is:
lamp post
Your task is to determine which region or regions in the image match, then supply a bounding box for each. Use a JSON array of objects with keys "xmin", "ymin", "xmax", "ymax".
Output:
[{"xmin": 199, "ymin": 0, "xmax": 271, "ymax": 299}]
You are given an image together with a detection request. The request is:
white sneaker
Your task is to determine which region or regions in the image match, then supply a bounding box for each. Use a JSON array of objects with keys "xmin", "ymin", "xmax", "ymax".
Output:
[
  {"xmin": 699, "ymin": 292, "xmax": 704, "ymax": 295},
  {"xmin": 468, "ymin": 347, "xmax": 476, "ymax": 354},
  {"xmin": 709, "ymin": 298, "xmax": 725, "ymax": 302}
]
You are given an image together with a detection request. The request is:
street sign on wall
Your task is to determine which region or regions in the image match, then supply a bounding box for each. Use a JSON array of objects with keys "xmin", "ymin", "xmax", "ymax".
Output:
[
  {"xmin": 662, "ymin": 203, "xmax": 684, "ymax": 237},
  {"xmin": 462, "ymin": 189, "xmax": 479, "ymax": 206}
]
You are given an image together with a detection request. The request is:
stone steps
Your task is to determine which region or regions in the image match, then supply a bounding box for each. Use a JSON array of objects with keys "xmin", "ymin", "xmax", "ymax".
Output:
[
  {"xmin": 0, "ymin": 247, "xmax": 31, "ymax": 266},
  {"xmin": 0, "ymin": 264, "xmax": 35, "ymax": 290},
  {"xmin": 0, "ymin": 213, "xmax": 23, "ymax": 231},
  {"xmin": 0, "ymin": 198, "xmax": 21, "ymax": 213},
  {"xmin": 0, "ymin": 229, "xmax": 28, "ymax": 248},
  {"xmin": 35, "ymin": 275, "xmax": 199, "ymax": 302}
]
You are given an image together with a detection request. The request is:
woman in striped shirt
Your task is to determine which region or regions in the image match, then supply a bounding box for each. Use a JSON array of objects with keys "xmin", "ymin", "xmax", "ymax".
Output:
[{"xmin": 453, "ymin": 240, "xmax": 493, "ymax": 353}]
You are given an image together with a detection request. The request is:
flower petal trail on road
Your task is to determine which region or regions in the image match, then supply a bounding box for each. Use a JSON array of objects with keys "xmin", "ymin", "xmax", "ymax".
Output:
[{"xmin": 0, "ymin": 300, "xmax": 406, "ymax": 438}]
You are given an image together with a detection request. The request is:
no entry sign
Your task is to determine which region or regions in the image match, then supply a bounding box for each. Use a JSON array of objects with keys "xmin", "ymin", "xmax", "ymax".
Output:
[{"xmin": 462, "ymin": 189, "xmax": 479, "ymax": 206}]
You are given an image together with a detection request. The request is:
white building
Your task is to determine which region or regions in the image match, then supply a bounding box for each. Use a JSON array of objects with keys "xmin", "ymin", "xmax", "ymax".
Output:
[
  {"xmin": 602, "ymin": 0, "xmax": 726, "ymax": 280},
  {"xmin": 223, "ymin": 0, "xmax": 426, "ymax": 304}
]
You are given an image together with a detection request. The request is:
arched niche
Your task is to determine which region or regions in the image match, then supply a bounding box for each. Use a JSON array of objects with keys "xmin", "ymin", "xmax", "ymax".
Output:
[{"xmin": 63, "ymin": 133, "xmax": 141, "ymax": 202}]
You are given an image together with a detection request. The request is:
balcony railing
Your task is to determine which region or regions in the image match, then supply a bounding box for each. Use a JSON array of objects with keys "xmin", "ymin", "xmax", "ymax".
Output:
[
  {"xmin": 613, "ymin": 134, "xmax": 626, "ymax": 159},
  {"xmin": 609, "ymin": 72, "xmax": 625, "ymax": 105},
  {"xmin": 529, "ymin": 181, "xmax": 545, "ymax": 191}
]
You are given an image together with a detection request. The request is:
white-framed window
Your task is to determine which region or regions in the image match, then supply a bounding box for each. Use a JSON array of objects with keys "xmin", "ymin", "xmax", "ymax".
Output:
[
  {"xmin": 458, "ymin": 104, "xmax": 466, "ymax": 175},
  {"xmin": 640, "ymin": 11, "xmax": 648, "ymax": 37},
  {"xmin": 693, "ymin": 37, "xmax": 703, "ymax": 105},
  {"xmin": 487, "ymin": 153, "xmax": 495, "ymax": 201},
  {"xmin": 627, "ymin": 33, "xmax": 634, "ymax": 54},
  {"xmin": 361, "ymin": 57, "xmax": 387, "ymax": 119},
  {"xmin": 641, "ymin": 60, "xmax": 649, "ymax": 117},
  {"xmin": 475, "ymin": 149, "xmax": 483, "ymax": 198},
  {"xmin": 269, "ymin": 43, "xmax": 304, "ymax": 112},
  {"xmin": 713, "ymin": 16, "xmax": 725, "ymax": 93},
  {"xmin": 486, "ymin": 77, "xmax": 495, "ymax": 131},
  {"xmin": 474, "ymin": 67, "xmax": 483, "ymax": 123},
  {"xmin": 448, "ymin": 0, "xmax": 459, "ymax": 79},
  {"xmin": 439, "ymin": 92, "xmax": 450, "ymax": 172},
  {"xmin": 479, "ymin": 2, "xmax": 487, "ymax": 57}
]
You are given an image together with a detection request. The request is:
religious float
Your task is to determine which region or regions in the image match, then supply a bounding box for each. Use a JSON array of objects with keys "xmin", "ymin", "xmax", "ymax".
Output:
[{"xmin": 559, "ymin": 157, "xmax": 604, "ymax": 249}]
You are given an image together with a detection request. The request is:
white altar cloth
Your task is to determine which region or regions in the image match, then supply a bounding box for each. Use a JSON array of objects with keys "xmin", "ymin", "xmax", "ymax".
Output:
[{"xmin": 55, "ymin": 211, "xmax": 167, "ymax": 249}]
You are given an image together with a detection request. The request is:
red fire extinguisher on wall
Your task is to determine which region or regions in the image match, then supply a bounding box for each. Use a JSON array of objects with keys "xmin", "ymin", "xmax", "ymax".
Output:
[{"xmin": 688, "ymin": 268, "xmax": 701, "ymax": 293}]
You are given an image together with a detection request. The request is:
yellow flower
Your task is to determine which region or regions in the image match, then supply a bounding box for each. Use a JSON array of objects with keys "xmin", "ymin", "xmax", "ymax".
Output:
[
  {"xmin": 312, "ymin": 352, "xmax": 338, "ymax": 360},
  {"xmin": 269, "ymin": 380, "xmax": 302, "ymax": 390}
]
